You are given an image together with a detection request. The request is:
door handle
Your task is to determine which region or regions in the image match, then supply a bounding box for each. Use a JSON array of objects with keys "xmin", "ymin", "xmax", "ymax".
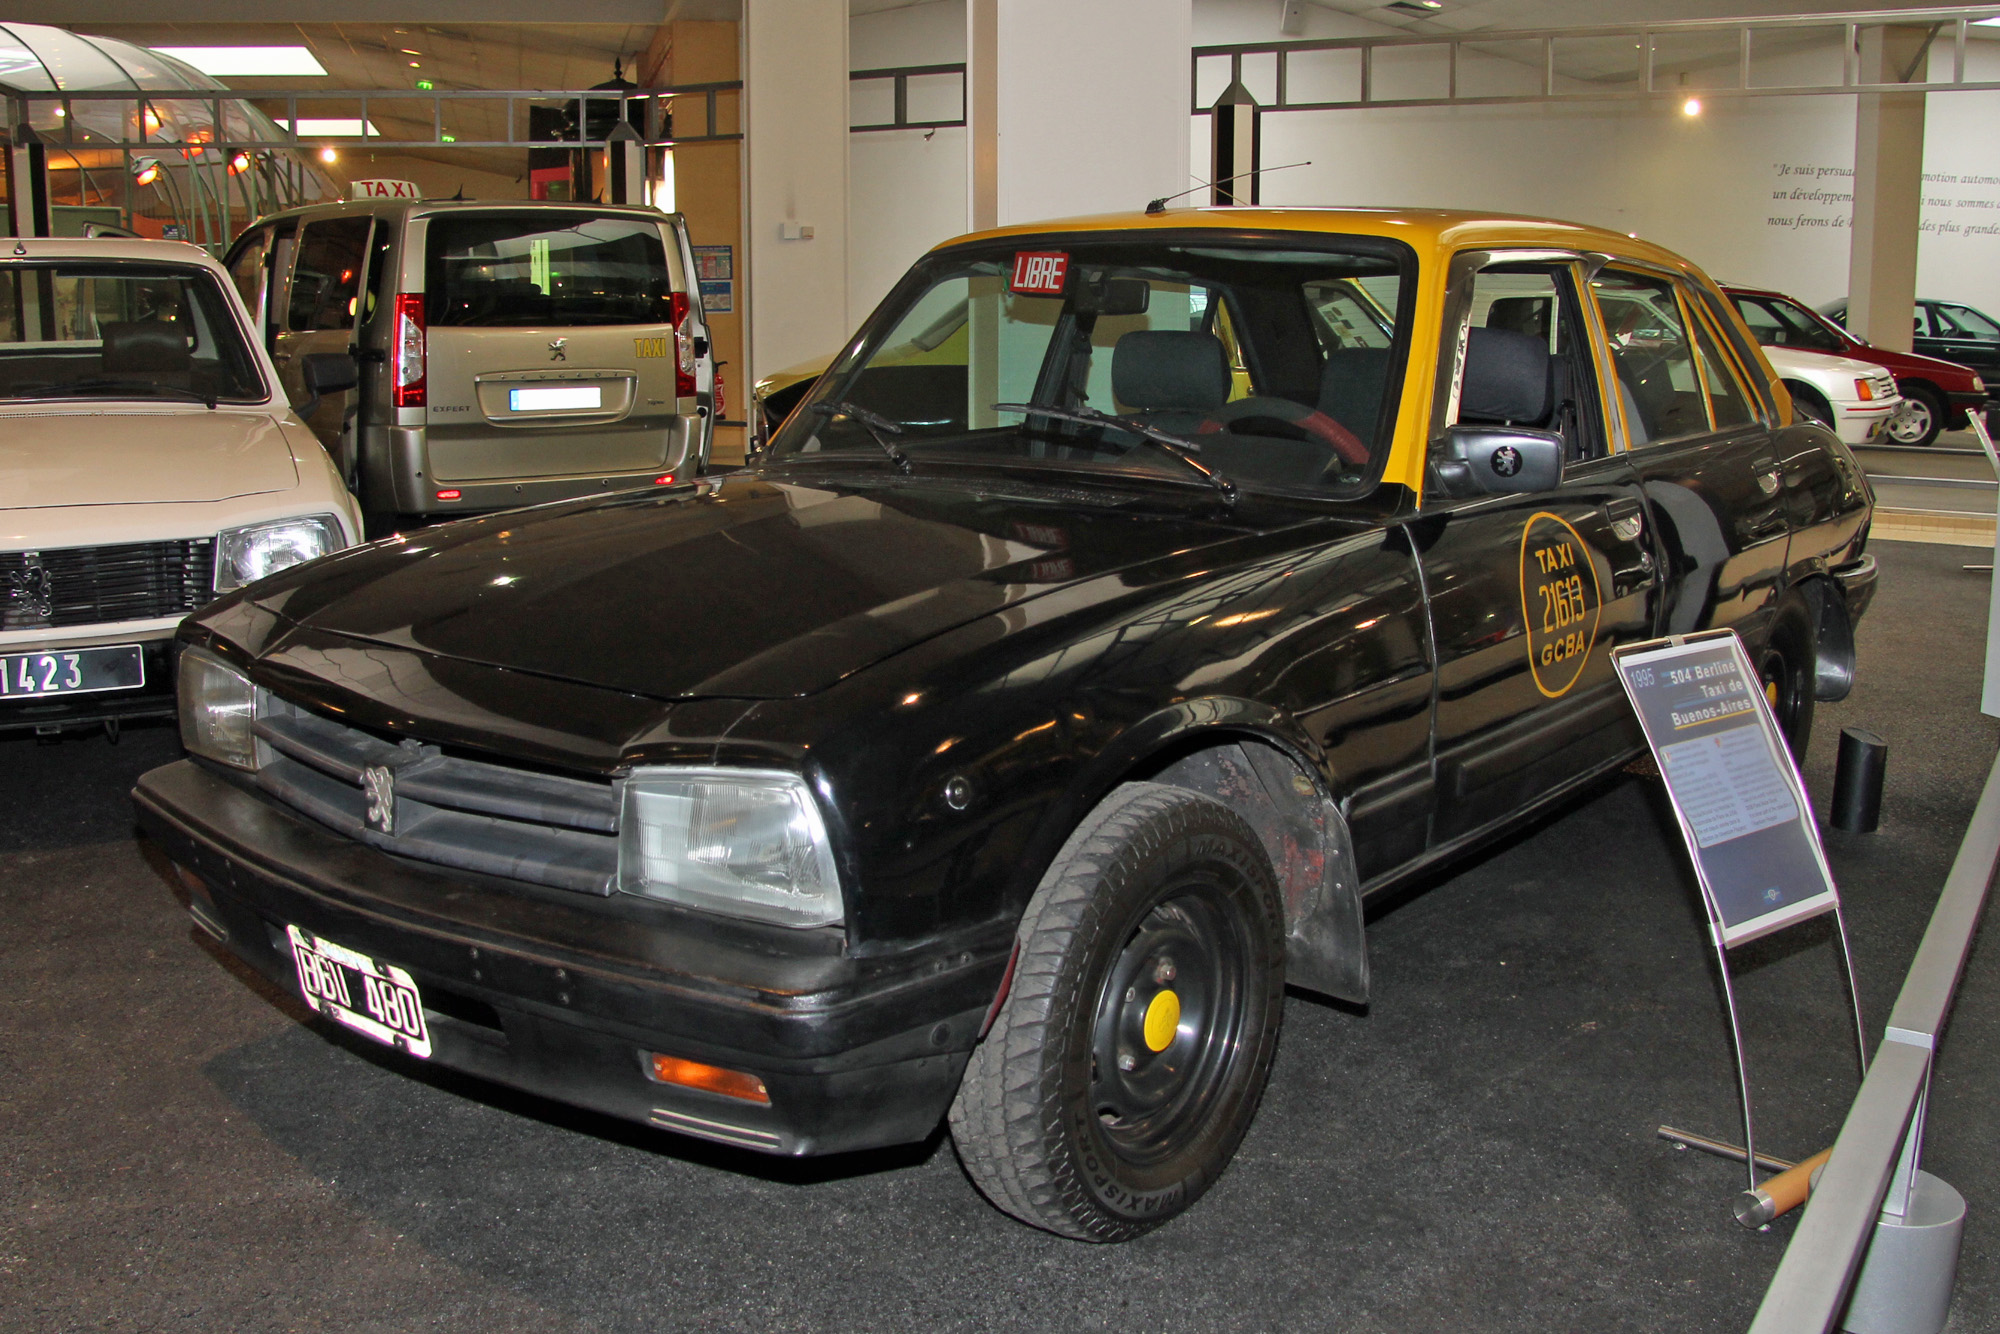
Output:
[{"xmin": 1754, "ymin": 459, "xmax": 1782, "ymax": 496}]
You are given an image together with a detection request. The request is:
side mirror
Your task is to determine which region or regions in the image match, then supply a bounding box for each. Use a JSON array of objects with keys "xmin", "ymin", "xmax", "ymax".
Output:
[
  {"xmin": 294, "ymin": 351, "xmax": 359, "ymax": 418},
  {"xmin": 1434, "ymin": 425, "xmax": 1565, "ymax": 496}
]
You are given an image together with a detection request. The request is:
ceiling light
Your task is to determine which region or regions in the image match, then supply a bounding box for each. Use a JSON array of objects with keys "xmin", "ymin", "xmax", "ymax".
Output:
[
  {"xmin": 52, "ymin": 105, "xmax": 64, "ymax": 117},
  {"xmin": 285, "ymin": 119, "xmax": 381, "ymax": 137},
  {"xmin": 400, "ymin": 48, "xmax": 422, "ymax": 55},
  {"xmin": 132, "ymin": 157, "xmax": 161, "ymax": 186},
  {"xmin": 319, "ymin": 146, "xmax": 339, "ymax": 164},
  {"xmin": 1976, "ymin": 17, "xmax": 2000, "ymax": 26},
  {"xmin": 1682, "ymin": 96, "xmax": 1703, "ymax": 116},
  {"xmin": 154, "ymin": 46, "xmax": 328, "ymax": 77},
  {"xmin": 409, "ymin": 61, "xmax": 422, "ymax": 69}
]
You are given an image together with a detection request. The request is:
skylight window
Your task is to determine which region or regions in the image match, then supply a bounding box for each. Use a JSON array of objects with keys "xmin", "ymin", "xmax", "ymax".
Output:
[{"xmin": 155, "ymin": 46, "xmax": 328, "ymax": 77}]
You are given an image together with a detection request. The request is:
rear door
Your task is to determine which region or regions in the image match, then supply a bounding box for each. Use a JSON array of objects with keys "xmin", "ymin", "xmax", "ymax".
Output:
[
  {"xmin": 1608, "ymin": 269, "xmax": 1789, "ymax": 642},
  {"xmin": 273, "ymin": 213, "xmax": 374, "ymax": 473},
  {"xmin": 1926, "ymin": 302, "xmax": 2000, "ymax": 385},
  {"xmin": 419, "ymin": 209, "xmax": 692, "ymax": 485}
]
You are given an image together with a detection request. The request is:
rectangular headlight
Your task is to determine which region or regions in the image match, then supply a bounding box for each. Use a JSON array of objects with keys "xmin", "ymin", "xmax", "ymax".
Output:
[
  {"xmin": 617, "ymin": 768, "xmax": 843, "ymax": 928},
  {"xmin": 178, "ymin": 646, "xmax": 259, "ymax": 770},
  {"xmin": 215, "ymin": 514, "xmax": 345, "ymax": 593}
]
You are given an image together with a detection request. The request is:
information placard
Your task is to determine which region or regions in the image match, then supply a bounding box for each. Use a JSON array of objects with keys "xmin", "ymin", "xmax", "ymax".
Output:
[{"xmin": 1614, "ymin": 630, "xmax": 1838, "ymax": 947}]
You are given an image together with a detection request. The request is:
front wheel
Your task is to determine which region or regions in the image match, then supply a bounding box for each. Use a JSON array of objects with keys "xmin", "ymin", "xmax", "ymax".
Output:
[
  {"xmin": 948, "ymin": 782, "xmax": 1286, "ymax": 1241},
  {"xmin": 1886, "ymin": 383, "xmax": 1945, "ymax": 447}
]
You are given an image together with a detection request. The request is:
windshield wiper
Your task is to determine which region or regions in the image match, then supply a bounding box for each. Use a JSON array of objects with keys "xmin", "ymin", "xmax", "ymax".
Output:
[
  {"xmin": 809, "ymin": 399, "xmax": 912, "ymax": 473},
  {"xmin": 991, "ymin": 402, "xmax": 1236, "ymax": 504}
]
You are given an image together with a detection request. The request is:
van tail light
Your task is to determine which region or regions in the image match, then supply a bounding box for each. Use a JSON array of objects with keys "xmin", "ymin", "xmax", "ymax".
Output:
[
  {"xmin": 393, "ymin": 294, "xmax": 427, "ymax": 408},
  {"xmin": 669, "ymin": 290, "xmax": 697, "ymax": 400}
]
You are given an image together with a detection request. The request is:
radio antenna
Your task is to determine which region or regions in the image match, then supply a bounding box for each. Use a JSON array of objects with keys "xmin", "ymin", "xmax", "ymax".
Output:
[{"xmin": 1145, "ymin": 160, "xmax": 1312, "ymax": 215}]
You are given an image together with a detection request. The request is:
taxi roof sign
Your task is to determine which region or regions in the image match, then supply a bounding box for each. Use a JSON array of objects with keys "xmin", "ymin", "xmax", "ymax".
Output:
[{"xmin": 348, "ymin": 179, "xmax": 422, "ymax": 201}]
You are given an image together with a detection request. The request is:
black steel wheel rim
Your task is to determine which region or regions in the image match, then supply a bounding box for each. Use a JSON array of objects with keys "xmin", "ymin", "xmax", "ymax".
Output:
[{"xmin": 1085, "ymin": 878, "xmax": 1251, "ymax": 1168}]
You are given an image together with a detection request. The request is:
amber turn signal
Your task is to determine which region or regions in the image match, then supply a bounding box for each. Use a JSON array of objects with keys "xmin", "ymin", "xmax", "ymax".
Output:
[{"xmin": 648, "ymin": 1053, "xmax": 771, "ymax": 1105}]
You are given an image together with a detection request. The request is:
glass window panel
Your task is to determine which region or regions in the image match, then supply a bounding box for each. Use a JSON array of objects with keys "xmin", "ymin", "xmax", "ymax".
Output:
[
  {"xmin": 1692, "ymin": 310, "xmax": 1754, "ymax": 428},
  {"xmin": 1594, "ymin": 270, "xmax": 1706, "ymax": 446}
]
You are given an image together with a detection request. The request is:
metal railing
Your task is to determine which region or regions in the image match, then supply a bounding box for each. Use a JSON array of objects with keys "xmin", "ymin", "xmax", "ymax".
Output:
[
  {"xmin": 1748, "ymin": 745, "xmax": 2000, "ymax": 1331},
  {"xmin": 850, "ymin": 62, "xmax": 966, "ymax": 132},
  {"xmin": 10, "ymin": 82, "xmax": 744, "ymax": 150},
  {"xmin": 1193, "ymin": 6, "xmax": 2000, "ymax": 113}
]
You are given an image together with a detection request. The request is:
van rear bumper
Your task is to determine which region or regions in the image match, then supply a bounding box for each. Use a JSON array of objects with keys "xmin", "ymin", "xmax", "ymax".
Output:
[{"xmin": 385, "ymin": 426, "xmax": 704, "ymax": 514}]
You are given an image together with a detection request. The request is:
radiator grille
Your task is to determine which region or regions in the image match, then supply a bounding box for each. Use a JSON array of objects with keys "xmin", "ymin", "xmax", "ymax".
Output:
[
  {"xmin": 250, "ymin": 697, "xmax": 620, "ymax": 895},
  {"xmin": 2, "ymin": 538, "xmax": 215, "ymax": 631}
]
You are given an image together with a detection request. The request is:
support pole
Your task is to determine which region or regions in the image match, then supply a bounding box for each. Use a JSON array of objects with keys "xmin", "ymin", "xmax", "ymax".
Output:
[{"xmin": 1846, "ymin": 25, "xmax": 1930, "ymax": 354}]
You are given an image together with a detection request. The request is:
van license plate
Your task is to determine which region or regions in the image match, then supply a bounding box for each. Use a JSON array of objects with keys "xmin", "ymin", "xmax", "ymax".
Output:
[
  {"xmin": 0, "ymin": 644, "xmax": 143, "ymax": 698},
  {"xmin": 509, "ymin": 386, "xmax": 602, "ymax": 411},
  {"xmin": 286, "ymin": 925, "xmax": 433, "ymax": 1058}
]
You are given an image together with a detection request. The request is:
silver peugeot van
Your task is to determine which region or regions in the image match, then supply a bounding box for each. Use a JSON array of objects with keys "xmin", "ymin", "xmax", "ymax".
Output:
[{"xmin": 223, "ymin": 196, "xmax": 715, "ymax": 526}]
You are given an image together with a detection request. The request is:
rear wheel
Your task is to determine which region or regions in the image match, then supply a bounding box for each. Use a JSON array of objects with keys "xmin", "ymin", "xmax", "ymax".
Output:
[
  {"xmin": 948, "ymin": 783, "xmax": 1285, "ymax": 1241},
  {"xmin": 1759, "ymin": 599, "xmax": 1818, "ymax": 760},
  {"xmin": 1887, "ymin": 383, "xmax": 1945, "ymax": 447}
]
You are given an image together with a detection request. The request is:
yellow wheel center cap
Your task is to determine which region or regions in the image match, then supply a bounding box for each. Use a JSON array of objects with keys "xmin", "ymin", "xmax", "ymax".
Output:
[
  {"xmin": 1766, "ymin": 679, "xmax": 1780, "ymax": 706},
  {"xmin": 1143, "ymin": 989, "xmax": 1181, "ymax": 1052}
]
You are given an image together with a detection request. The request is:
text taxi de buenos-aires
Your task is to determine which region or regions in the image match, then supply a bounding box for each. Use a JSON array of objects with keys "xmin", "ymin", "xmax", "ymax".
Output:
[{"xmin": 134, "ymin": 206, "xmax": 1875, "ymax": 1242}]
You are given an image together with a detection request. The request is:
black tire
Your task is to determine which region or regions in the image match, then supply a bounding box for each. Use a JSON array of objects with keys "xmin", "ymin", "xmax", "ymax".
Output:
[
  {"xmin": 1786, "ymin": 383, "xmax": 1835, "ymax": 430},
  {"xmin": 1759, "ymin": 599, "xmax": 1818, "ymax": 760},
  {"xmin": 948, "ymin": 782, "xmax": 1286, "ymax": 1242},
  {"xmin": 1887, "ymin": 383, "xmax": 1945, "ymax": 447}
]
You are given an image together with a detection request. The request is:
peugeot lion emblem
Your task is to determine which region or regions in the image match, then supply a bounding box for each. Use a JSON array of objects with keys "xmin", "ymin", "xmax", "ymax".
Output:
[
  {"xmin": 363, "ymin": 765, "xmax": 396, "ymax": 835},
  {"xmin": 548, "ymin": 337, "xmax": 568, "ymax": 362},
  {"xmin": 1491, "ymin": 445, "xmax": 1523, "ymax": 478},
  {"xmin": 5, "ymin": 555, "xmax": 54, "ymax": 623}
]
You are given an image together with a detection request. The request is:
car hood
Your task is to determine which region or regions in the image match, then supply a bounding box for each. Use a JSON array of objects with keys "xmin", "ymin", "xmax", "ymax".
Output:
[
  {"xmin": 245, "ymin": 469, "xmax": 1292, "ymax": 700},
  {"xmin": 0, "ymin": 407, "xmax": 301, "ymax": 509}
]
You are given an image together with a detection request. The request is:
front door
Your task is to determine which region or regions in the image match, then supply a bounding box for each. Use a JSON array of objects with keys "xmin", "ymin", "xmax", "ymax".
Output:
[{"xmin": 1418, "ymin": 258, "xmax": 1663, "ymax": 849}]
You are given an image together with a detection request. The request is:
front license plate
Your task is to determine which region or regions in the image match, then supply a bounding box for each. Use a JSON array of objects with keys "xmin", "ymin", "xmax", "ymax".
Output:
[
  {"xmin": 286, "ymin": 925, "xmax": 433, "ymax": 1058},
  {"xmin": 0, "ymin": 643, "xmax": 143, "ymax": 698}
]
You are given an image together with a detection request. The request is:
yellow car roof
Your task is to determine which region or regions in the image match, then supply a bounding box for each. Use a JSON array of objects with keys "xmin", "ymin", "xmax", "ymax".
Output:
[{"xmin": 936, "ymin": 206, "xmax": 1701, "ymax": 276}]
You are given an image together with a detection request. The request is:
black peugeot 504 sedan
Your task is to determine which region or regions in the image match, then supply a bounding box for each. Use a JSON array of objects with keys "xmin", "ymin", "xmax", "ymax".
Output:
[{"xmin": 134, "ymin": 207, "xmax": 1876, "ymax": 1241}]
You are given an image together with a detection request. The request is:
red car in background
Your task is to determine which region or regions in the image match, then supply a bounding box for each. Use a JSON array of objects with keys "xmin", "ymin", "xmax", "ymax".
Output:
[{"xmin": 1725, "ymin": 283, "xmax": 1987, "ymax": 447}]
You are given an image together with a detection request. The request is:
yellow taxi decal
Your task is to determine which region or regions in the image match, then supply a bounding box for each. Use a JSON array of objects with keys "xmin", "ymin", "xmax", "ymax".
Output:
[
  {"xmin": 634, "ymin": 336, "xmax": 671, "ymax": 359},
  {"xmin": 1519, "ymin": 511, "xmax": 1601, "ymax": 699}
]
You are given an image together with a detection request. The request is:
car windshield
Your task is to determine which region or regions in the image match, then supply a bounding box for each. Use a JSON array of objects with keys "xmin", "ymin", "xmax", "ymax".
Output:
[
  {"xmin": 769, "ymin": 236, "xmax": 1412, "ymax": 496},
  {"xmin": 425, "ymin": 212, "xmax": 675, "ymax": 327},
  {"xmin": 0, "ymin": 263, "xmax": 265, "ymax": 403}
]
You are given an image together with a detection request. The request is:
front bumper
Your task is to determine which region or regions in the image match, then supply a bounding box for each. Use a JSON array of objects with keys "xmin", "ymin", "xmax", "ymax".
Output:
[
  {"xmin": 132, "ymin": 759, "xmax": 1002, "ymax": 1156},
  {"xmin": 1829, "ymin": 402, "xmax": 1897, "ymax": 447},
  {"xmin": 0, "ymin": 635, "xmax": 179, "ymax": 735}
]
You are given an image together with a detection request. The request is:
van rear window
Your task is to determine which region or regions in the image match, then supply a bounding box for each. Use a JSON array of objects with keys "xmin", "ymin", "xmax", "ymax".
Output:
[{"xmin": 425, "ymin": 213, "xmax": 674, "ymax": 327}]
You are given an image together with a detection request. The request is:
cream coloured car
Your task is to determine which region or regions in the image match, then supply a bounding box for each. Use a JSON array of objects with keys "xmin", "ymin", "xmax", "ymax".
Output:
[
  {"xmin": 2, "ymin": 238, "xmax": 362, "ymax": 738},
  {"xmin": 1756, "ymin": 344, "xmax": 1901, "ymax": 447}
]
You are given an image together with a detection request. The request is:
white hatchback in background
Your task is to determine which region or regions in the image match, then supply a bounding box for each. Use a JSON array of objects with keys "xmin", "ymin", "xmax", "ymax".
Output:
[
  {"xmin": 1759, "ymin": 343, "xmax": 1902, "ymax": 446},
  {"xmin": 1, "ymin": 237, "xmax": 362, "ymax": 738}
]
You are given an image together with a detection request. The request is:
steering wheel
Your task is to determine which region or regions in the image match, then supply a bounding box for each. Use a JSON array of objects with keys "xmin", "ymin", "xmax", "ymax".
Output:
[{"xmin": 1198, "ymin": 396, "xmax": 1371, "ymax": 467}]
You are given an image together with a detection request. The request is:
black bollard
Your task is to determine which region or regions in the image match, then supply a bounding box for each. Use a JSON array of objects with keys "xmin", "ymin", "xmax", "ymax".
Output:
[{"xmin": 1831, "ymin": 727, "xmax": 1887, "ymax": 833}]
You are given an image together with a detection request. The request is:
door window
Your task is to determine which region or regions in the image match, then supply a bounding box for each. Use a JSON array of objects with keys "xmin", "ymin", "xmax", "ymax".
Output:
[
  {"xmin": 1593, "ymin": 271, "xmax": 1706, "ymax": 446},
  {"xmin": 1689, "ymin": 307, "xmax": 1755, "ymax": 429},
  {"xmin": 1731, "ymin": 294, "xmax": 1843, "ymax": 354},
  {"xmin": 285, "ymin": 217, "xmax": 372, "ymax": 333},
  {"xmin": 225, "ymin": 229, "xmax": 269, "ymax": 315},
  {"xmin": 1453, "ymin": 266, "xmax": 1605, "ymax": 462},
  {"xmin": 1913, "ymin": 305, "xmax": 1937, "ymax": 338},
  {"xmin": 1935, "ymin": 303, "xmax": 2000, "ymax": 338}
]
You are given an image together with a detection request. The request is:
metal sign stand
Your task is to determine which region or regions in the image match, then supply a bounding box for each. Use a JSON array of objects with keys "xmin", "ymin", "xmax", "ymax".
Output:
[{"xmin": 1615, "ymin": 629, "xmax": 1868, "ymax": 1197}]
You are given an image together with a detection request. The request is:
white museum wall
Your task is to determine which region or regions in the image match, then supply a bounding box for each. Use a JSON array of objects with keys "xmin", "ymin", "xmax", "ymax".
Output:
[{"xmin": 848, "ymin": 0, "xmax": 968, "ymax": 332}]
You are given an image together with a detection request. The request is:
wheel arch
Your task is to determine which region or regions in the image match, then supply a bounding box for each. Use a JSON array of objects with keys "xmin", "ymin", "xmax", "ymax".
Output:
[
  {"xmin": 1031, "ymin": 700, "xmax": 1369, "ymax": 1004},
  {"xmin": 1783, "ymin": 379, "xmax": 1835, "ymax": 425}
]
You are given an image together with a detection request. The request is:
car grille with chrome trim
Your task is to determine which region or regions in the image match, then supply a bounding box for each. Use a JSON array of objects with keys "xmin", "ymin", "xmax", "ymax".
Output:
[
  {"xmin": 1867, "ymin": 371, "xmax": 1897, "ymax": 402},
  {"xmin": 251, "ymin": 695, "xmax": 620, "ymax": 895},
  {"xmin": 2, "ymin": 538, "xmax": 216, "ymax": 631}
]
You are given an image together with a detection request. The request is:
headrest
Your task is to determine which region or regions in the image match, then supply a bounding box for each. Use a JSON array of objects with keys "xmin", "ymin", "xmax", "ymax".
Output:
[
  {"xmin": 1459, "ymin": 325, "xmax": 1551, "ymax": 426},
  {"xmin": 1485, "ymin": 297, "xmax": 1550, "ymax": 340},
  {"xmin": 101, "ymin": 321, "xmax": 192, "ymax": 375},
  {"xmin": 1112, "ymin": 331, "xmax": 1231, "ymax": 413}
]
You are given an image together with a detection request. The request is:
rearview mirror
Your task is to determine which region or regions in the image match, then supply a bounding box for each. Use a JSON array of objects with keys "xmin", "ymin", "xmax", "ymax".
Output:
[{"xmin": 1434, "ymin": 426, "xmax": 1564, "ymax": 496}]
